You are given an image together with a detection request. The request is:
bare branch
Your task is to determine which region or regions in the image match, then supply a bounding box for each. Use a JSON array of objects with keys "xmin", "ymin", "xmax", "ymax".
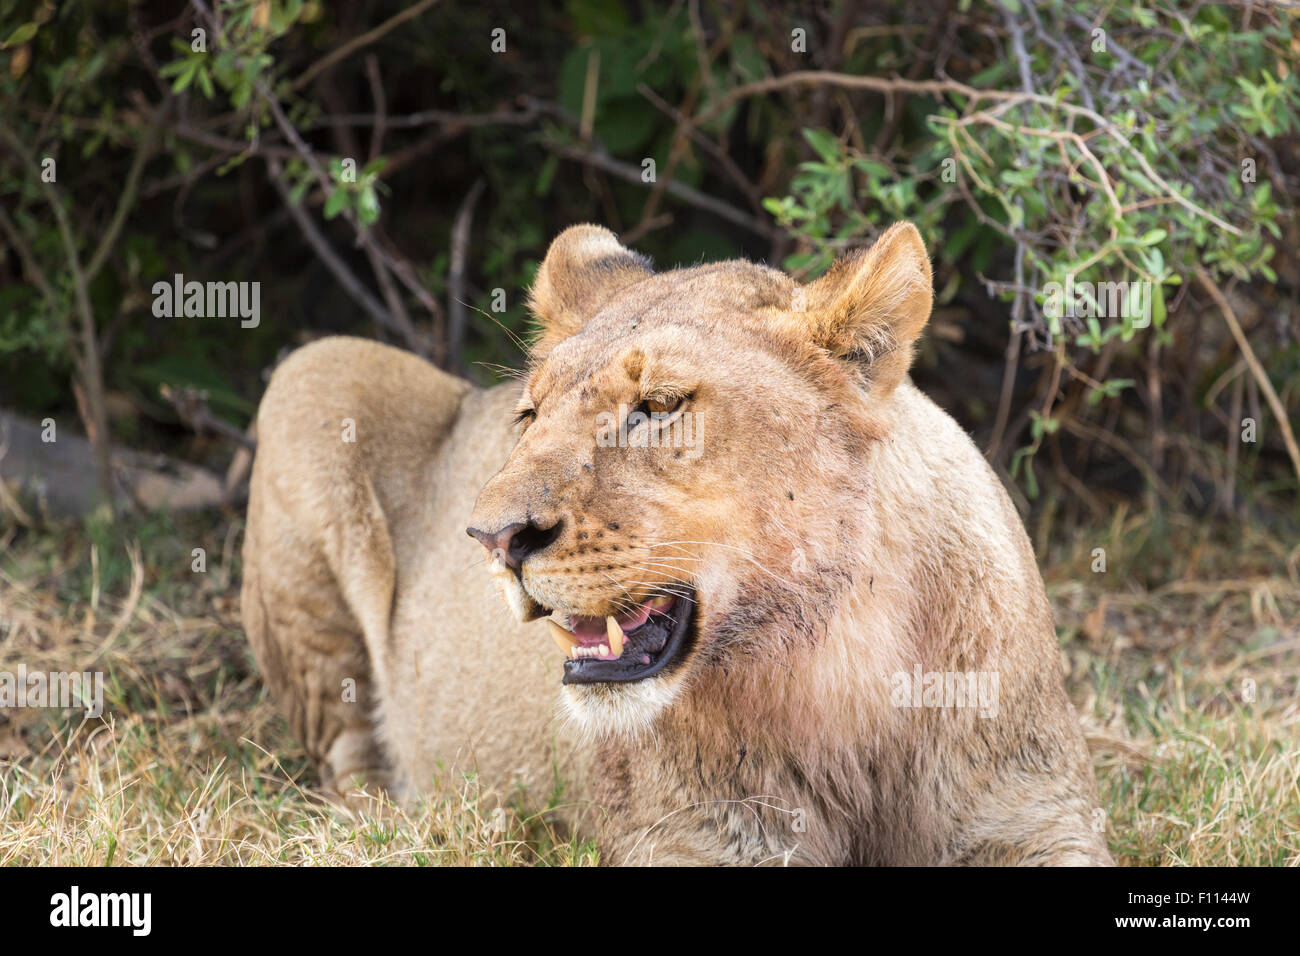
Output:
[
  {"xmin": 448, "ymin": 178, "xmax": 487, "ymax": 370},
  {"xmin": 0, "ymin": 118, "xmax": 115, "ymax": 508},
  {"xmin": 290, "ymin": 0, "xmax": 442, "ymax": 93},
  {"xmin": 1196, "ymin": 267, "xmax": 1300, "ymax": 486},
  {"xmin": 266, "ymin": 157, "xmax": 393, "ymax": 332},
  {"xmin": 548, "ymin": 142, "xmax": 779, "ymax": 240},
  {"xmin": 160, "ymin": 384, "xmax": 257, "ymax": 451}
]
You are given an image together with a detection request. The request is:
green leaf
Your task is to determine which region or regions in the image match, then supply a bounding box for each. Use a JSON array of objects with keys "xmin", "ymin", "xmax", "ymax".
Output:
[
  {"xmin": 288, "ymin": 175, "xmax": 311, "ymax": 206},
  {"xmin": 323, "ymin": 188, "xmax": 350, "ymax": 220},
  {"xmin": 3, "ymin": 22, "xmax": 39, "ymax": 48},
  {"xmin": 357, "ymin": 186, "xmax": 380, "ymax": 226},
  {"xmin": 170, "ymin": 60, "xmax": 198, "ymax": 94},
  {"xmin": 802, "ymin": 129, "xmax": 842, "ymax": 165},
  {"xmin": 196, "ymin": 64, "xmax": 215, "ymax": 99}
]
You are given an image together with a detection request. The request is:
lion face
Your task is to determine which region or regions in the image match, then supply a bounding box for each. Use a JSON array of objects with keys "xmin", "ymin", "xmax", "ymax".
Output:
[{"xmin": 468, "ymin": 223, "xmax": 933, "ymax": 734}]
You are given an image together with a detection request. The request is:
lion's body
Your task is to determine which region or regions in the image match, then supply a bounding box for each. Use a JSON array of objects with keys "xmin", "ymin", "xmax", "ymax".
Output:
[
  {"xmin": 243, "ymin": 225, "xmax": 1112, "ymax": 865},
  {"xmin": 243, "ymin": 338, "xmax": 583, "ymax": 805}
]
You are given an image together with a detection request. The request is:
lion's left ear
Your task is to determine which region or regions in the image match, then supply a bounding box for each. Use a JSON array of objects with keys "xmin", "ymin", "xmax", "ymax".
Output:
[
  {"xmin": 528, "ymin": 224, "xmax": 653, "ymax": 353},
  {"xmin": 792, "ymin": 221, "xmax": 932, "ymax": 394}
]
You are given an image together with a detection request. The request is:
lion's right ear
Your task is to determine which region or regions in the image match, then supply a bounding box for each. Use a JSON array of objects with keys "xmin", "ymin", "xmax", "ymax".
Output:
[
  {"xmin": 792, "ymin": 221, "xmax": 933, "ymax": 396},
  {"xmin": 528, "ymin": 225, "xmax": 653, "ymax": 352}
]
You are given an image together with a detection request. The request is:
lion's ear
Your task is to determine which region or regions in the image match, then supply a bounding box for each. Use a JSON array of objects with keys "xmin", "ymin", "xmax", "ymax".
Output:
[
  {"xmin": 796, "ymin": 221, "xmax": 932, "ymax": 394},
  {"xmin": 528, "ymin": 225, "xmax": 653, "ymax": 351}
]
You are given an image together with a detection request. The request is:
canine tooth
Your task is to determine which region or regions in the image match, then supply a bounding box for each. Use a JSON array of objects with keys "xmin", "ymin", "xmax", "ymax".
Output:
[
  {"xmin": 605, "ymin": 616, "xmax": 624, "ymax": 657},
  {"xmin": 549, "ymin": 620, "xmax": 578, "ymax": 653}
]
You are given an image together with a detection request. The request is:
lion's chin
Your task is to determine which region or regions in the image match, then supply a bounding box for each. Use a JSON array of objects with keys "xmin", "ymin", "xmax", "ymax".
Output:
[{"xmin": 559, "ymin": 675, "xmax": 686, "ymax": 739}]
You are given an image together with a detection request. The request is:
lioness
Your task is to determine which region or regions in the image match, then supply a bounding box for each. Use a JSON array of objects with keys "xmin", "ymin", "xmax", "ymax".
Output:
[{"xmin": 242, "ymin": 222, "xmax": 1112, "ymax": 865}]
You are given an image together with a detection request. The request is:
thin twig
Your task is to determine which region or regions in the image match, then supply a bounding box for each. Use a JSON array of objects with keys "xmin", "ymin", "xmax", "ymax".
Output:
[
  {"xmin": 290, "ymin": 0, "xmax": 441, "ymax": 92},
  {"xmin": 266, "ymin": 158, "xmax": 393, "ymax": 331},
  {"xmin": 636, "ymin": 82, "xmax": 761, "ymax": 210},
  {"xmin": 160, "ymin": 385, "xmax": 257, "ymax": 451},
  {"xmin": 0, "ymin": 119, "xmax": 115, "ymax": 507},
  {"xmin": 304, "ymin": 105, "xmax": 540, "ymax": 131},
  {"xmin": 448, "ymin": 179, "xmax": 486, "ymax": 370},
  {"xmin": 346, "ymin": 59, "xmax": 419, "ymax": 353},
  {"xmin": 364, "ymin": 54, "xmax": 386, "ymax": 165},
  {"xmin": 1196, "ymin": 267, "xmax": 1300, "ymax": 486},
  {"xmin": 86, "ymin": 127, "xmax": 157, "ymax": 281},
  {"xmin": 0, "ymin": 206, "xmax": 56, "ymax": 299},
  {"xmin": 548, "ymin": 142, "xmax": 778, "ymax": 240}
]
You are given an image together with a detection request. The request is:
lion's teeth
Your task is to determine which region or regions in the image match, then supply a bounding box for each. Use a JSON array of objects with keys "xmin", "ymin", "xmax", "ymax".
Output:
[
  {"xmin": 605, "ymin": 616, "xmax": 624, "ymax": 657},
  {"xmin": 648, "ymin": 594, "xmax": 673, "ymax": 611},
  {"xmin": 549, "ymin": 620, "xmax": 578, "ymax": 653}
]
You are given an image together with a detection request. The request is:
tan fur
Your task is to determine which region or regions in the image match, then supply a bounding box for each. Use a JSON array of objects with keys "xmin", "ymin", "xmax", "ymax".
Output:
[{"xmin": 242, "ymin": 222, "xmax": 1113, "ymax": 865}]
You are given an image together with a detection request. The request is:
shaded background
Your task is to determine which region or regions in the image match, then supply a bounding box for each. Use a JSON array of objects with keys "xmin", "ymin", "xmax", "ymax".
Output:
[{"xmin": 1, "ymin": 0, "xmax": 1297, "ymax": 530}]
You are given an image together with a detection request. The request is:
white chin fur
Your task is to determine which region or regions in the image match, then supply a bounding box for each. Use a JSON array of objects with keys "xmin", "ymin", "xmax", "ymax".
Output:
[{"xmin": 560, "ymin": 675, "xmax": 683, "ymax": 739}]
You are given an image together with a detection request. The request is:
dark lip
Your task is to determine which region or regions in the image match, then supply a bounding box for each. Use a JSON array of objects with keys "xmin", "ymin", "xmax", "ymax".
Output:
[{"xmin": 561, "ymin": 591, "xmax": 696, "ymax": 685}]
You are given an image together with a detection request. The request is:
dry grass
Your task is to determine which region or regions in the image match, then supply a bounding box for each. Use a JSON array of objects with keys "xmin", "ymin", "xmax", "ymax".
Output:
[
  {"xmin": 0, "ymin": 510, "xmax": 594, "ymax": 866},
  {"xmin": 1, "ymin": 505, "xmax": 1296, "ymax": 866},
  {"xmin": 1044, "ymin": 505, "xmax": 1300, "ymax": 865}
]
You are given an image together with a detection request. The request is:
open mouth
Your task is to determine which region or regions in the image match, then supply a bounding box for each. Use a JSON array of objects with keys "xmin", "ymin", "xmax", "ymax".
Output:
[{"xmin": 547, "ymin": 591, "xmax": 695, "ymax": 685}]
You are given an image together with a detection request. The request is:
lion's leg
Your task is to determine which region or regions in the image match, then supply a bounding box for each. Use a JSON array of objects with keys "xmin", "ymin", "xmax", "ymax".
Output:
[
  {"xmin": 242, "ymin": 471, "xmax": 397, "ymax": 806},
  {"xmin": 957, "ymin": 837, "xmax": 1114, "ymax": 866},
  {"xmin": 950, "ymin": 792, "xmax": 1114, "ymax": 866},
  {"xmin": 243, "ymin": 555, "xmax": 393, "ymax": 802}
]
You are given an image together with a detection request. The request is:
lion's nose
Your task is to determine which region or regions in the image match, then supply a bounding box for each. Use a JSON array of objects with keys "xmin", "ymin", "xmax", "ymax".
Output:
[{"xmin": 466, "ymin": 518, "xmax": 562, "ymax": 569}]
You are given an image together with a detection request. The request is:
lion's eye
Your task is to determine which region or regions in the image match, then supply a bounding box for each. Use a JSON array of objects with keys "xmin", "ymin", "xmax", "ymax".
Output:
[
  {"xmin": 513, "ymin": 407, "xmax": 536, "ymax": 426},
  {"xmin": 627, "ymin": 393, "xmax": 687, "ymax": 434},
  {"xmin": 643, "ymin": 396, "xmax": 681, "ymax": 417}
]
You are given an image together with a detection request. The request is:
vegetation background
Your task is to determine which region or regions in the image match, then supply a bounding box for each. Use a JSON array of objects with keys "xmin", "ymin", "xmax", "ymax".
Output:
[{"xmin": 0, "ymin": 0, "xmax": 1297, "ymax": 865}]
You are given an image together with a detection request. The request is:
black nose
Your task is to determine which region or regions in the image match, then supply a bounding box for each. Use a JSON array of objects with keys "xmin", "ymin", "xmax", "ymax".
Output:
[{"xmin": 466, "ymin": 519, "xmax": 562, "ymax": 569}]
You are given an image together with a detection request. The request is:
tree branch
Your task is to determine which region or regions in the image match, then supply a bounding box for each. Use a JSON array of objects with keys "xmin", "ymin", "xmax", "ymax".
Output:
[
  {"xmin": 448, "ymin": 178, "xmax": 486, "ymax": 370},
  {"xmin": 266, "ymin": 158, "xmax": 394, "ymax": 333},
  {"xmin": 548, "ymin": 142, "xmax": 779, "ymax": 240},
  {"xmin": 1196, "ymin": 267, "xmax": 1300, "ymax": 486},
  {"xmin": 0, "ymin": 118, "xmax": 115, "ymax": 507},
  {"xmin": 290, "ymin": 0, "xmax": 441, "ymax": 93}
]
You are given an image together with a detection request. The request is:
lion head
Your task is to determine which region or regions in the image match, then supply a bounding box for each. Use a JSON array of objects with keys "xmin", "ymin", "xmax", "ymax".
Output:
[{"xmin": 467, "ymin": 222, "xmax": 933, "ymax": 734}]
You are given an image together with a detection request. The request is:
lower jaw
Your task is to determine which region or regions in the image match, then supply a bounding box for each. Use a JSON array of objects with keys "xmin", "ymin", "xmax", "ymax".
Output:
[{"xmin": 562, "ymin": 591, "xmax": 696, "ymax": 685}]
